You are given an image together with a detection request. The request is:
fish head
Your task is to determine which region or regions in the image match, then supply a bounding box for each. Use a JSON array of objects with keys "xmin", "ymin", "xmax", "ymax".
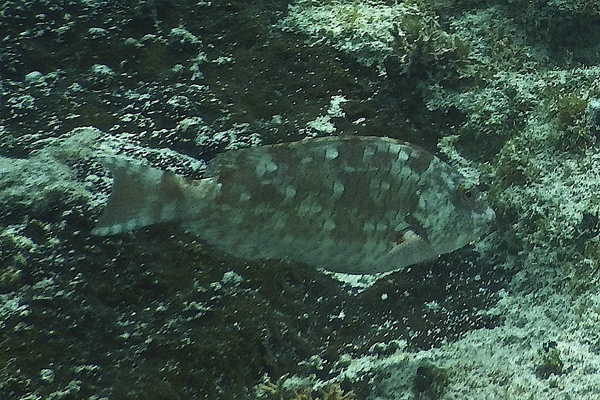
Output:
[
  {"xmin": 413, "ymin": 167, "xmax": 495, "ymax": 258},
  {"xmin": 454, "ymin": 182, "xmax": 496, "ymax": 237}
]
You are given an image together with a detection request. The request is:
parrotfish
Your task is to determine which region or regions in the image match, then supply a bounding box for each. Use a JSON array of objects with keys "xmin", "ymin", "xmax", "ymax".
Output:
[{"xmin": 92, "ymin": 136, "xmax": 494, "ymax": 274}]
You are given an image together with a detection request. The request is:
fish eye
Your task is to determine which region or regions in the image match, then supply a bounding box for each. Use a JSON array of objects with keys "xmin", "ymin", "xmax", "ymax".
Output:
[{"xmin": 458, "ymin": 184, "xmax": 475, "ymax": 201}]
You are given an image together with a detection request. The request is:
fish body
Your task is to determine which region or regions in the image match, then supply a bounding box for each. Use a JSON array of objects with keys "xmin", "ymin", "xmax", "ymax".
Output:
[{"xmin": 92, "ymin": 136, "xmax": 494, "ymax": 273}]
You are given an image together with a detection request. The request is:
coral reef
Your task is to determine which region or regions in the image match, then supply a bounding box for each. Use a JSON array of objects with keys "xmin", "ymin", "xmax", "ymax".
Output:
[
  {"xmin": 259, "ymin": 375, "xmax": 355, "ymax": 400},
  {"xmin": 3, "ymin": 0, "xmax": 600, "ymax": 398},
  {"xmin": 279, "ymin": 0, "xmax": 463, "ymax": 75}
]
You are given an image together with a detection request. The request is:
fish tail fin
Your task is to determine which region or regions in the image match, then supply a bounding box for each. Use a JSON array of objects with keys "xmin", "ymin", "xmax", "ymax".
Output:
[{"xmin": 92, "ymin": 158, "xmax": 205, "ymax": 236}]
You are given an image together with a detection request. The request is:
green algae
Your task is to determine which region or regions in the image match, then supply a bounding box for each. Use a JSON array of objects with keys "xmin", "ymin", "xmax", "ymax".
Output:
[{"xmin": 280, "ymin": 0, "xmax": 464, "ymax": 75}]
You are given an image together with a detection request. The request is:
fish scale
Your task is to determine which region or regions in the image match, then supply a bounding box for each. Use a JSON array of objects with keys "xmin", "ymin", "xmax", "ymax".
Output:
[{"xmin": 92, "ymin": 136, "xmax": 495, "ymax": 274}]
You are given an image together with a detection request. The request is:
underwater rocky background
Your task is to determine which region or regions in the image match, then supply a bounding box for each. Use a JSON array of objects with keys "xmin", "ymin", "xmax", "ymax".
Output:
[{"xmin": 2, "ymin": 0, "xmax": 600, "ymax": 399}]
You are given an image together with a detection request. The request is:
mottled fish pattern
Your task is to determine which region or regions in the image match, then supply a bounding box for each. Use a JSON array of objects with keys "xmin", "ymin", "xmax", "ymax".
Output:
[{"xmin": 92, "ymin": 136, "xmax": 495, "ymax": 273}]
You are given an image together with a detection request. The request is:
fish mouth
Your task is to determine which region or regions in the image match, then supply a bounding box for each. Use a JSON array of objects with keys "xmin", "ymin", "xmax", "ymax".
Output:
[
  {"xmin": 473, "ymin": 206, "xmax": 496, "ymax": 235},
  {"xmin": 483, "ymin": 206, "xmax": 496, "ymax": 223}
]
